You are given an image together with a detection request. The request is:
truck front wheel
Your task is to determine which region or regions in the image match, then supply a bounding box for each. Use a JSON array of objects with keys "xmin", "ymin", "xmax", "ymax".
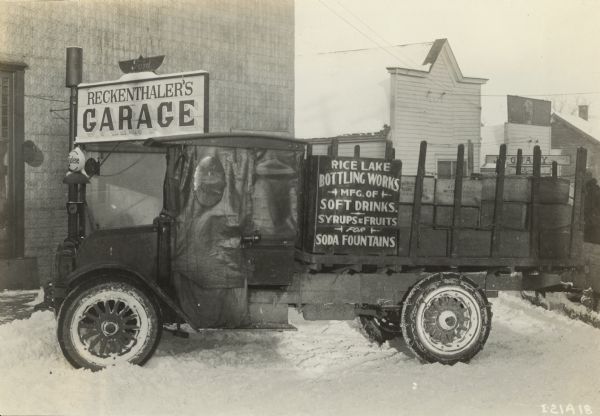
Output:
[
  {"xmin": 401, "ymin": 273, "xmax": 491, "ymax": 364},
  {"xmin": 57, "ymin": 279, "xmax": 162, "ymax": 370}
]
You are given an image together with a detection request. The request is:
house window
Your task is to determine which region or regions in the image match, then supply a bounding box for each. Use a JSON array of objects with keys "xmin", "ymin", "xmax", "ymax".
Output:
[{"xmin": 437, "ymin": 160, "xmax": 457, "ymax": 179}]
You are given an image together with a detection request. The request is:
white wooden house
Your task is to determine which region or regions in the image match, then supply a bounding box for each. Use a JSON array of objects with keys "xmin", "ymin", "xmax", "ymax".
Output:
[
  {"xmin": 387, "ymin": 39, "xmax": 487, "ymax": 177},
  {"xmin": 297, "ymin": 39, "xmax": 487, "ymax": 177}
]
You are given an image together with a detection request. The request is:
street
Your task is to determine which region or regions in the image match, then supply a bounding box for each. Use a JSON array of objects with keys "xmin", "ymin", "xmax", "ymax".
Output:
[{"xmin": 0, "ymin": 291, "xmax": 598, "ymax": 416}]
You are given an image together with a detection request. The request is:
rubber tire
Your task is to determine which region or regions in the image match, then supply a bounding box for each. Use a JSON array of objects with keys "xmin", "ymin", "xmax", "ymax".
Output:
[
  {"xmin": 401, "ymin": 273, "xmax": 492, "ymax": 365},
  {"xmin": 359, "ymin": 316, "xmax": 401, "ymax": 345},
  {"xmin": 57, "ymin": 279, "xmax": 162, "ymax": 371}
]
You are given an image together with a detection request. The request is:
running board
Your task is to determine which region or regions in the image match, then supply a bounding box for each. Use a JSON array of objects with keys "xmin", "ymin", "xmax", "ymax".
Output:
[{"xmin": 235, "ymin": 323, "xmax": 297, "ymax": 331}]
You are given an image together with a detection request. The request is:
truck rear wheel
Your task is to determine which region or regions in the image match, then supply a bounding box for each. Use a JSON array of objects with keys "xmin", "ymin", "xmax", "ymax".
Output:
[
  {"xmin": 57, "ymin": 279, "xmax": 162, "ymax": 370},
  {"xmin": 401, "ymin": 273, "xmax": 491, "ymax": 364}
]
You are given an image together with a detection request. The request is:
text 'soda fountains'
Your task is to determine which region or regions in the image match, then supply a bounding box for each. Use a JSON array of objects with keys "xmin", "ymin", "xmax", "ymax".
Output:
[{"xmin": 63, "ymin": 47, "xmax": 88, "ymax": 243}]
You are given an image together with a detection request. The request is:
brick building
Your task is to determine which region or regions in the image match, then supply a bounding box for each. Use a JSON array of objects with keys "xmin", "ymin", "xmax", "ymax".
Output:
[{"xmin": 0, "ymin": 0, "xmax": 294, "ymax": 288}]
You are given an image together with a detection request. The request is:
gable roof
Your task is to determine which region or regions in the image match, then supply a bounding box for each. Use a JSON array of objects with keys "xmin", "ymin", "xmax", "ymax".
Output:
[
  {"xmin": 552, "ymin": 112, "xmax": 600, "ymax": 144},
  {"xmin": 386, "ymin": 38, "xmax": 487, "ymax": 84},
  {"xmin": 295, "ymin": 39, "xmax": 486, "ymax": 138}
]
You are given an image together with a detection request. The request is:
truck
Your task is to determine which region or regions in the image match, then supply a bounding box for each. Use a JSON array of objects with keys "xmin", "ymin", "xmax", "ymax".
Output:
[{"xmin": 46, "ymin": 54, "xmax": 600, "ymax": 370}]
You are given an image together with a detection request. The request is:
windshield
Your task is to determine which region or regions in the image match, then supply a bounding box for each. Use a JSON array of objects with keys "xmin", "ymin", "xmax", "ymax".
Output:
[{"xmin": 86, "ymin": 151, "xmax": 165, "ymax": 229}]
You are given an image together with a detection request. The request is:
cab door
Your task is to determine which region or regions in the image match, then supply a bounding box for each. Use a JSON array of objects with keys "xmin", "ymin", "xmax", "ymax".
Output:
[{"xmin": 243, "ymin": 148, "xmax": 303, "ymax": 286}]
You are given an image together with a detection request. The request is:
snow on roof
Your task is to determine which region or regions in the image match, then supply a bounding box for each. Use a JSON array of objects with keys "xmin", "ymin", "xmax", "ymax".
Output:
[
  {"xmin": 295, "ymin": 42, "xmax": 435, "ymax": 139},
  {"xmin": 553, "ymin": 111, "xmax": 600, "ymax": 143}
]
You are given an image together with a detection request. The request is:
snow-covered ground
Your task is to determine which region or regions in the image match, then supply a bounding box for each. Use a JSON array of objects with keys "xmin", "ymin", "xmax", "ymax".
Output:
[{"xmin": 0, "ymin": 292, "xmax": 599, "ymax": 416}]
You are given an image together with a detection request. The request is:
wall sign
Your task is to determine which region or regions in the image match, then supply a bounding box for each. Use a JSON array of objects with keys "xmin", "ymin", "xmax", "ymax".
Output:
[
  {"xmin": 507, "ymin": 95, "xmax": 551, "ymax": 126},
  {"xmin": 309, "ymin": 156, "xmax": 402, "ymax": 255},
  {"xmin": 484, "ymin": 154, "xmax": 570, "ymax": 166},
  {"xmin": 76, "ymin": 71, "xmax": 208, "ymax": 143}
]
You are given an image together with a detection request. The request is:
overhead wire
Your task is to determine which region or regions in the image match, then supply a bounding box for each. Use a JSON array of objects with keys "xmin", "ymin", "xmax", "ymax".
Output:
[
  {"xmin": 311, "ymin": 1, "xmax": 599, "ymax": 103},
  {"xmin": 312, "ymin": 0, "xmax": 483, "ymax": 109},
  {"xmin": 315, "ymin": 0, "xmax": 416, "ymax": 69},
  {"xmin": 319, "ymin": 0, "xmax": 466, "ymax": 94}
]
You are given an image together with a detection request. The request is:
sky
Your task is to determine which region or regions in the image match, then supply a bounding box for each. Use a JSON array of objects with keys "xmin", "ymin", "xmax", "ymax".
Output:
[{"xmin": 294, "ymin": 0, "xmax": 600, "ymax": 137}]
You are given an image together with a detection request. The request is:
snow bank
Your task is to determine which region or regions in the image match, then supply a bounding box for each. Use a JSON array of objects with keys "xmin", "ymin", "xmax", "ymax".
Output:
[{"xmin": 0, "ymin": 294, "xmax": 599, "ymax": 416}]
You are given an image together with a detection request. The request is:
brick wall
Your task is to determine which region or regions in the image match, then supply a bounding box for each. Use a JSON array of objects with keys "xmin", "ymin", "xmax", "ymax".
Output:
[{"xmin": 0, "ymin": 0, "xmax": 294, "ymax": 283}]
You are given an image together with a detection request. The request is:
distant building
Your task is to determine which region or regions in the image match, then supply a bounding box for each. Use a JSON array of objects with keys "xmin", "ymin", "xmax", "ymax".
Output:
[
  {"xmin": 305, "ymin": 125, "xmax": 390, "ymax": 158},
  {"xmin": 297, "ymin": 39, "xmax": 487, "ymax": 176},
  {"xmin": 480, "ymin": 96, "xmax": 560, "ymax": 175},
  {"xmin": 552, "ymin": 109, "xmax": 600, "ymax": 178},
  {"xmin": 480, "ymin": 100, "xmax": 600, "ymax": 177},
  {"xmin": 387, "ymin": 39, "xmax": 487, "ymax": 176}
]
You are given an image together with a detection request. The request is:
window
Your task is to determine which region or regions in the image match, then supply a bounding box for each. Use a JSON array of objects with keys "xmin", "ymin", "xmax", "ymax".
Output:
[
  {"xmin": 437, "ymin": 160, "xmax": 457, "ymax": 179},
  {"xmin": 85, "ymin": 152, "xmax": 166, "ymax": 229},
  {"xmin": 194, "ymin": 156, "xmax": 225, "ymax": 207}
]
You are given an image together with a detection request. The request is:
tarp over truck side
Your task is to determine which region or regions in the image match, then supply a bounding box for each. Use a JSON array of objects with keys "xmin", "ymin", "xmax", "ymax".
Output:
[
  {"xmin": 165, "ymin": 145, "xmax": 252, "ymax": 328},
  {"xmin": 163, "ymin": 141, "xmax": 303, "ymax": 328}
]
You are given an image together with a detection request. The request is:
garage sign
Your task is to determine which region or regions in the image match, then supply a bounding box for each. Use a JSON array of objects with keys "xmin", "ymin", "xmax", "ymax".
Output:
[{"xmin": 75, "ymin": 71, "xmax": 208, "ymax": 143}]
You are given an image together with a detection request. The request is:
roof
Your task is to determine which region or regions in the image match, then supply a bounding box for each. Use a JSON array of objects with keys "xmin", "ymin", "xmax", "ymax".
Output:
[
  {"xmin": 143, "ymin": 132, "xmax": 306, "ymax": 151},
  {"xmin": 552, "ymin": 112, "xmax": 600, "ymax": 144},
  {"xmin": 295, "ymin": 39, "xmax": 486, "ymax": 139},
  {"xmin": 386, "ymin": 39, "xmax": 488, "ymax": 84},
  {"xmin": 304, "ymin": 125, "xmax": 390, "ymax": 144}
]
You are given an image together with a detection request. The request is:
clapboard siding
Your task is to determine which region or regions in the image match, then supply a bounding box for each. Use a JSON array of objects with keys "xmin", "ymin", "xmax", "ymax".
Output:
[
  {"xmin": 389, "ymin": 43, "xmax": 483, "ymax": 175},
  {"xmin": 505, "ymin": 124, "xmax": 551, "ymax": 155}
]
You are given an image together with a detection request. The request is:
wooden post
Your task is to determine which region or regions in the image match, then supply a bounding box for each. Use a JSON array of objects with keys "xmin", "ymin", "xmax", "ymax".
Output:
[
  {"xmin": 530, "ymin": 145, "xmax": 542, "ymax": 259},
  {"xmin": 516, "ymin": 149, "xmax": 523, "ymax": 175},
  {"xmin": 385, "ymin": 141, "xmax": 394, "ymax": 160},
  {"xmin": 328, "ymin": 138, "xmax": 339, "ymax": 157},
  {"xmin": 533, "ymin": 146, "xmax": 541, "ymax": 177},
  {"xmin": 467, "ymin": 140, "xmax": 474, "ymax": 177},
  {"xmin": 451, "ymin": 144, "xmax": 465, "ymax": 257},
  {"xmin": 570, "ymin": 147, "xmax": 587, "ymax": 258},
  {"xmin": 395, "ymin": 160, "xmax": 403, "ymax": 258},
  {"xmin": 409, "ymin": 141, "xmax": 427, "ymax": 258},
  {"xmin": 354, "ymin": 145, "xmax": 360, "ymax": 158},
  {"xmin": 298, "ymin": 143, "xmax": 312, "ymax": 252},
  {"xmin": 491, "ymin": 144, "xmax": 507, "ymax": 257}
]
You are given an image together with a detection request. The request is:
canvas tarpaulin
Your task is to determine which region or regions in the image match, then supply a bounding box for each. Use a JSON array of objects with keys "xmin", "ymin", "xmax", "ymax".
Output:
[
  {"xmin": 164, "ymin": 143, "xmax": 302, "ymax": 328},
  {"xmin": 165, "ymin": 145, "xmax": 252, "ymax": 328}
]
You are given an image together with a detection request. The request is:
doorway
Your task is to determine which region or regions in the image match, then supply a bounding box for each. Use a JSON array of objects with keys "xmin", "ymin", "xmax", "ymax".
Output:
[{"xmin": 0, "ymin": 64, "xmax": 26, "ymax": 259}]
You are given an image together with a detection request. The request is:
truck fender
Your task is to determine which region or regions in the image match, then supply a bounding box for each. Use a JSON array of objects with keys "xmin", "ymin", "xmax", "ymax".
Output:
[{"xmin": 61, "ymin": 262, "xmax": 196, "ymax": 329}]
